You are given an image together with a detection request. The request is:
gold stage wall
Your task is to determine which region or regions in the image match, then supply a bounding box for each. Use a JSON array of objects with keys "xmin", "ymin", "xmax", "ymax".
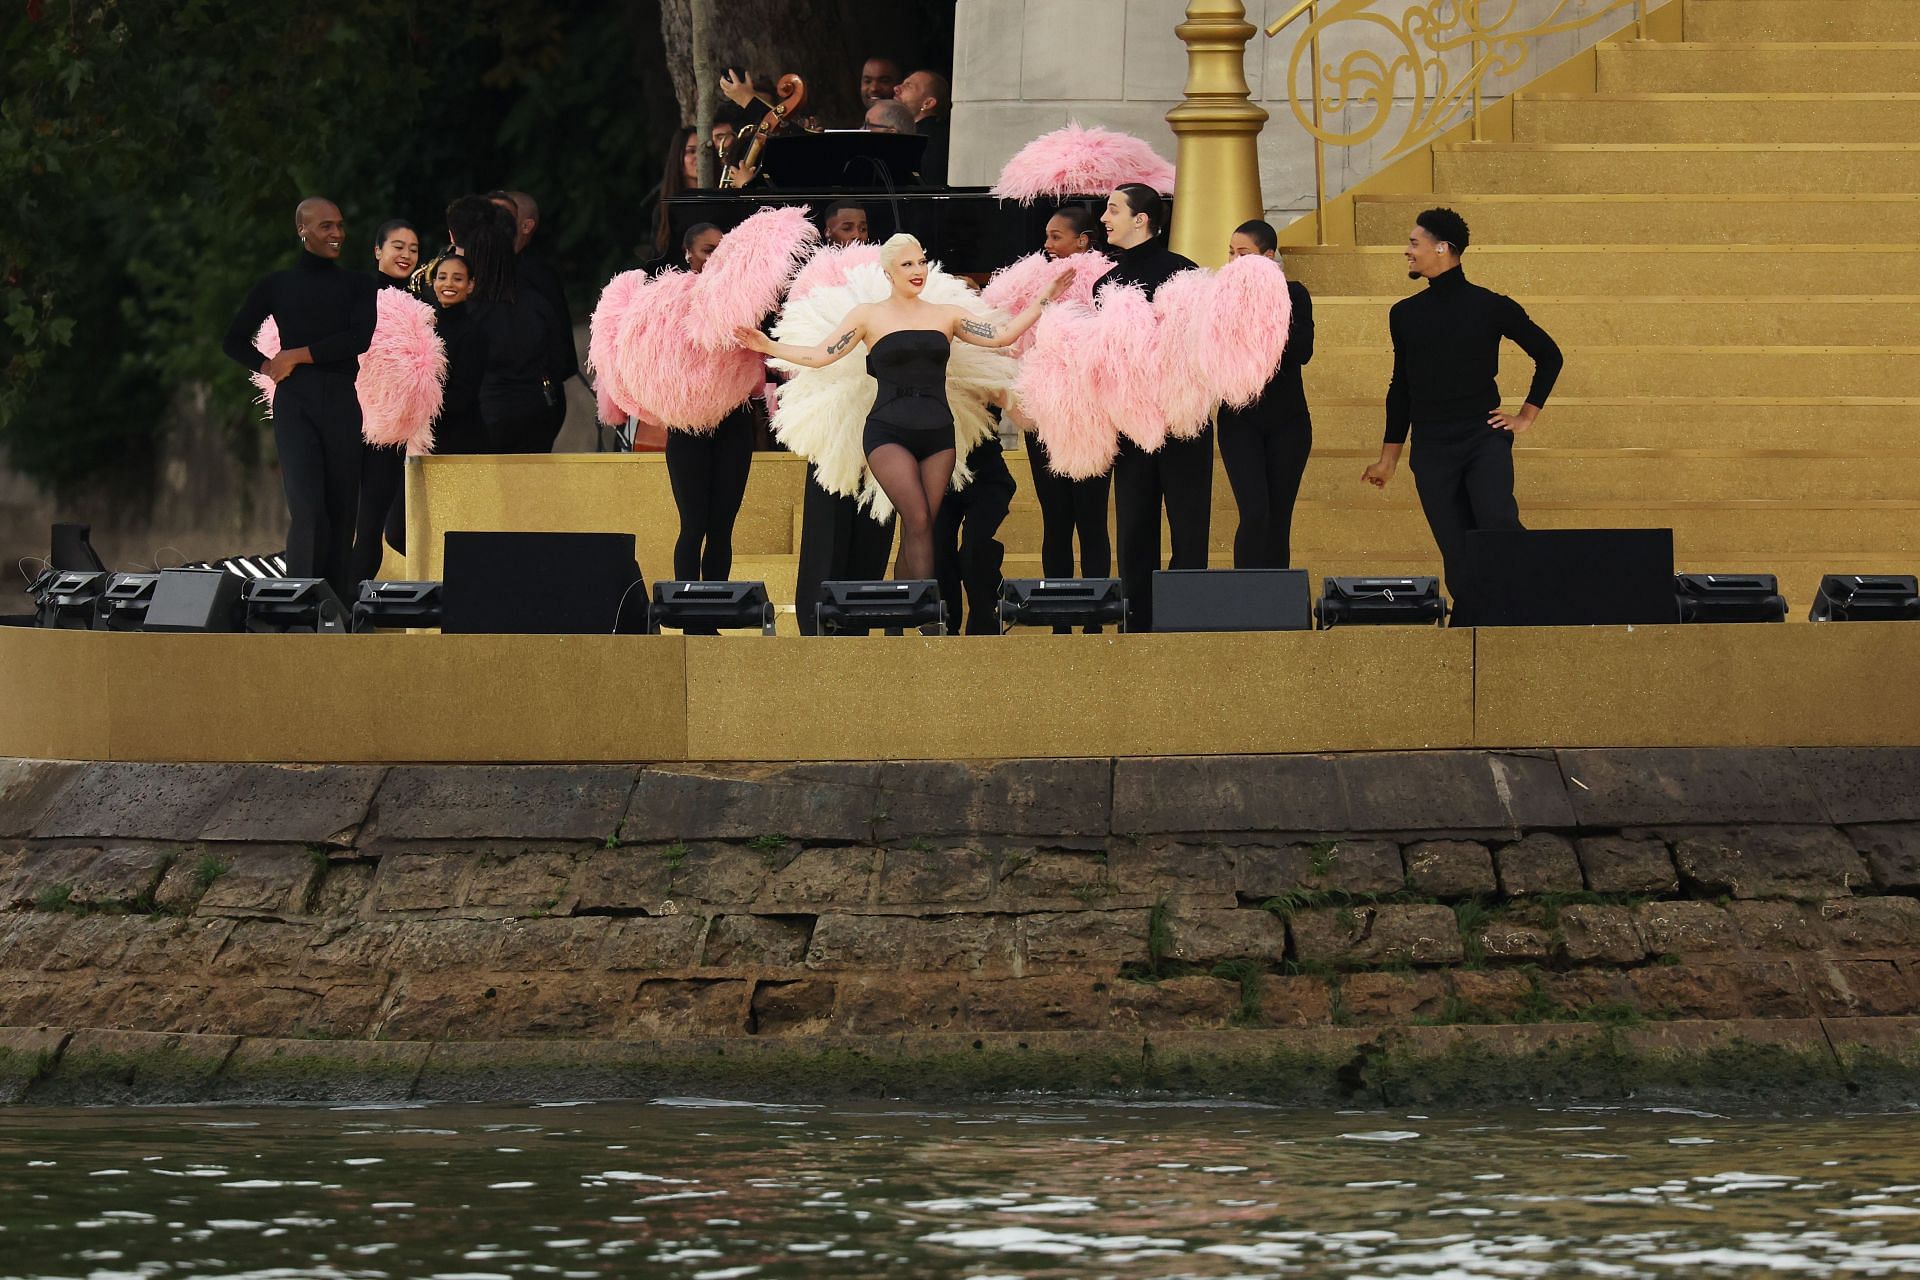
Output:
[{"xmin": 4, "ymin": 622, "xmax": 1917, "ymax": 763}]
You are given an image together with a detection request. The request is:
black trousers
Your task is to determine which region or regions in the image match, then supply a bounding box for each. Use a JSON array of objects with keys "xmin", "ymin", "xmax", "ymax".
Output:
[
  {"xmin": 349, "ymin": 445, "xmax": 408, "ymax": 590},
  {"xmin": 934, "ymin": 444, "xmax": 1018, "ymax": 635},
  {"xmin": 1112, "ymin": 426, "xmax": 1214, "ymax": 633},
  {"xmin": 1026, "ymin": 437, "xmax": 1111, "ymax": 578},
  {"xmin": 1218, "ymin": 410, "xmax": 1312, "ymax": 569},
  {"xmin": 273, "ymin": 372, "xmax": 363, "ymax": 603},
  {"xmin": 794, "ymin": 464, "xmax": 896, "ymax": 635},
  {"xmin": 1410, "ymin": 421, "xmax": 1523, "ymax": 627},
  {"xmin": 665, "ymin": 406, "xmax": 755, "ymax": 581}
]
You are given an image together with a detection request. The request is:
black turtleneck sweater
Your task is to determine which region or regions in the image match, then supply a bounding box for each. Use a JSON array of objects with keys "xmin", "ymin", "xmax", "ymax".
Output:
[
  {"xmin": 1103, "ymin": 238, "xmax": 1197, "ymax": 301},
  {"xmin": 222, "ymin": 251, "xmax": 377, "ymax": 380},
  {"xmin": 1384, "ymin": 265, "xmax": 1562, "ymax": 445}
]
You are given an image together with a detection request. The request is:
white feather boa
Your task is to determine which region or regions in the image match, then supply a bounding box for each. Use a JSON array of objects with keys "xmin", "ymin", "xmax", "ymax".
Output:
[{"xmin": 770, "ymin": 261, "xmax": 1015, "ymax": 522}]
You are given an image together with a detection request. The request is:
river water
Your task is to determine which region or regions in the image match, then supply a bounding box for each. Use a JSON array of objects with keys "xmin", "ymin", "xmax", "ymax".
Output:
[{"xmin": 0, "ymin": 1099, "xmax": 1917, "ymax": 1278}]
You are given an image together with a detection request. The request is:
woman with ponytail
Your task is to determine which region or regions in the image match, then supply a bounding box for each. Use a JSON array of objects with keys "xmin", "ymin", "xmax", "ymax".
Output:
[
  {"xmin": 348, "ymin": 219, "xmax": 427, "ymax": 586},
  {"xmin": 446, "ymin": 194, "xmax": 558, "ymax": 454}
]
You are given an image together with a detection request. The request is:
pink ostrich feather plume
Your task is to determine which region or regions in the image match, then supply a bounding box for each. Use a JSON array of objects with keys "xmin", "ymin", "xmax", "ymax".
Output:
[
  {"xmin": 787, "ymin": 242, "xmax": 882, "ymax": 301},
  {"xmin": 1151, "ymin": 268, "xmax": 1218, "ymax": 442},
  {"xmin": 1089, "ymin": 283, "xmax": 1166, "ymax": 453},
  {"xmin": 1207, "ymin": 252, "xmax": 1293, "ymax": 409},
  {"xmin": 1014, "ymin": 300, "xmax": 1117, "ymax": 481},
  {"xmin": 688, "ymin": 205, "xmax": 820, "ymax": 351},
  {"xmin": 981, "ymin": 251, "xmax": 1113, "ymax": 356},
  {"xmin": 613, "ymin": 269, "xmax": 763, "ymax": 432},
  {"xmin": 251, "ymin": 294, "xmax": 446, "ymax": 452},
  {"xmin": 991, "ymin": 122, "xmax": 1177, "ymax": 204},
  {"xmin": 589, "ymin": 268, "xmax": 651, "ymax": 423}
]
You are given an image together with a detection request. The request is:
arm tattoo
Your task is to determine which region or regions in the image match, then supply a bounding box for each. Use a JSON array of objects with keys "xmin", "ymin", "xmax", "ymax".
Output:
[
  {"xmin": 960, "ymin": 319, "xmax": 995, "ymax": 339},
  {"xmin": 826, "ymin": 329, "xmax": 857, "ymax": 356}
]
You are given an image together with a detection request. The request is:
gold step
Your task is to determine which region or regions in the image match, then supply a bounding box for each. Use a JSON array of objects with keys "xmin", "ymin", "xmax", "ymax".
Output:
[
  {"xmin": 1598, "ymin": 42, "xmax": 1920, "ymax": 94},
  {"xmin": 1296, "ymin": 401, "xmax": 1920, "ymax": 452},
  {"xmin": 1435, "ymin": 142, "xmax": 1920, "ymax": 195},
  {"xmin": 1308, "ymin": 346, "xmax": 1918, "ymax": 401},
  {"xmin": 1282, "ymin": 245, "xmax": 1920, "ymax": 296},
  {"xmin": 1515, "ymin": 93, "xmax": 1920, "ymax": 144},
  {"xmin": 1311, "ymin": 296, "xmax": 1920, "ymax": 347},
  {"xmin": 1353, "ymin": 194, "xmax": 1920, "ymax": 245},
  {"xmin": 1687, "ymin": 0, "xmax": 1920, "ymax": 43}
]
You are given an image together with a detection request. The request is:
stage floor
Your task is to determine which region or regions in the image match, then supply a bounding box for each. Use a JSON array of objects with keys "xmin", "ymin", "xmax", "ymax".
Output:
[{"xmin": 3, "ymin": 622, "xmax": 1917, "ymax": 763}]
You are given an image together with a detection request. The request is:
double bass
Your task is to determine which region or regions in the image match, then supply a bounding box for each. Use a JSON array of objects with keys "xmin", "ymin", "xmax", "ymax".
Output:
[{"xmin": 718, "ymin": 71, "xmax": 816, "ymax": 189}]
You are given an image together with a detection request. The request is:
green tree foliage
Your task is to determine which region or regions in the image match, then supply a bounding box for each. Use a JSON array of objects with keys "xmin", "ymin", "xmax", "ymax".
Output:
[{"xmin": 0, "ymin": 0, "xmax": 670, "ymax": 489}]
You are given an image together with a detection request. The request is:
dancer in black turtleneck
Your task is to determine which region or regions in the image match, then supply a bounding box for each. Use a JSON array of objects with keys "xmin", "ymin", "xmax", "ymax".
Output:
[
  {"xmin": 223, "ymin": 197, "xmax": 376, "ymax": 603},
  {"xmin": 1362, "ymin": 208, "xmax": 1562, "ymax": 625},
  {"xmin": 1101, "ymin": 183, "xmax": 1206, "ymax": 633}
]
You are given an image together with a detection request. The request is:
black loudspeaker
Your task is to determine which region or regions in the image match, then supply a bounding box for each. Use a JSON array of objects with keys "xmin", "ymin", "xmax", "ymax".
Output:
[
  {"xmin": 997, "ymin": 578, "xmax": 1127, "ymax": 631},
  {"xmin": 441, "ymin": 532, "xmax": 645, "ymax": 634},
  {"xmin": 243, "ymin": 578, "xmax": 348, "ymax": 633},
  {"xmin": 353, "ymin": 581, "xmax": 443, "ymax": 632},
  {"xmin": 1463, "ymin": 529, "xmax": 1675, "ymax": 627},
  {"xmin": 94, "ymin": 572, "xmax": 162, "ymax": 631},
  {"xmin": 649, "ymin": 581, "xmax": 776, "ymax": 635},
  {"xmin": 143, "ymin": 568, "xmax": 244, "ymax": 632},
  {"xmin": 1317, "ymin": 576, "xmax": 1448, "ymax": 628},
  {"xmin": 1151, "ymin": 569, "xmax": 1313, "ymax": 633},
  {"xmin": 1809, "ymin": 574, "xmax": 1920, "ymax": 622},
  {"xmin": 1676, "ymin": 573, "xmax": 1788, "ymax": 624},
  {"xmin": 31, "ymin": 570, "xmax": 105, "ymax": 629},
  {"xmin": 815, "ymin": 580, "xmax": 946, "ymax": 635}
]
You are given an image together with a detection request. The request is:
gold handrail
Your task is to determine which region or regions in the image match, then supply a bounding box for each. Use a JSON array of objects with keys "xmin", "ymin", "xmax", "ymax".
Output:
[{"xmin": 1270, "ymin": 0, "xmax": 1650, "ymax": 245}]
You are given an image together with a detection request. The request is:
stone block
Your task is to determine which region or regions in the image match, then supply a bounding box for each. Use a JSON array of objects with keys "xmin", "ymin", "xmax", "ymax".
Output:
[
  {"xmin": 32, "ymin": 763, "xmax": 239, "ymax": 840},
  {"xmin": 1557, "ymin": 748, "xmax": 1826, "ymax": 827},
  {"xmin": 600, "ymin": 916, "xmax": 709, "ymax": 972},
  {"xmin": 1494, "ymin": 833, "xmax": 1584, "ymax": 896},
  {"xmin": 0, "ymin": 759, "xmax": 83, "ymax": 838},
  {"xmin": 624, "ymin": 978, "xmax": 751, "ymax": 1038},
  {"xmin": 0, "ymin": 1027, "xmax": 67, "ymax": 1104},
  {"xmin": 1720, "ymin": 960, "xmax": 1813, "ymax": 1018},
  {"xmin": 1672, "ymin": 827, "xmax": 1871, "ymax": 900},
  {"xmin": 465, "ymin": 850, "xmax": 578, "ymax": 911},
  {"xmin": 1113, "ymin": 975, "xmax": 1241, "ymax": 1030},
  {"xmin": 1338, "ymin": 971, "xmax": 1450, "ymax": 1024},
  {"xmin": 1162, "ymin": 907, "xmax": 1286, "ymax": 965},
  {"xmin": 371, "ymin": 765, "xmax": 635, "ymax": 842},
  {"xmin": 198, "ymin": 765, "xmax": 386, "ymax": 844},
  {"xmin": 1795, "ymin": 747, "xmax": 1920, "ymax": 824},
  {"xmin": 373, "ymin": 976, "xmax": 486, "ymax": 1041},
  {"xmin": 1575, "ymin": 836, "xmax": 1679, "ymax": 895},
  {"xmin": 1728, "ymin": 900, "xmax": 1831, "ymax": 952},
  {"xmin": 1626, "ymin": 964, "xmax": 1746, "ymax": 1020},
  {"xmin": 1819, "ymin": 896, "xmax": 1920, "ymax": 950},
  {"xmin": 568, "ymin": 849, "xmax": 672, "ymax": 912},
  {"xmin": 622, "ymin": 763, "xmax": 879, "ymax": 843},
  {"xmin": 875, "ymin": 848, "xmax": 994, "ymax": 905},
  {"xmin": 1478, "ymin": 920, "xmax": 1552, "ymax": 963},
  {"xmin": 1451, "ymin": 970, "xmax": 1536, "ymax": 1019},
  {"xmin": 209, "ymin": 920, "xmax": 308, "ymax": 975},
  {"xmin": 1800, "ymin": 959, "xmax": 1920, "ymax": 1018},
  {"xmin": 1847, "ymin": 824, "xmax": 1920, "ymax": 893},
  {"xmin": 151, "ymin": 856, "xmax": 208, "ymax": 914},
  {"xmin": 1290, "ymin": 903, "xmax": 1463, "ymax": 967},
  {"xmin": 873, "ymin": 758, "xmax": 1112, "ymax": 840},
  {"xmin": 1337, "ymin": 751, "xmax": 1574, "ymax": 833},
  {"xmin": 64, "ymin": 845, "xmax": 171, "ymax": 910},
  {"xmin": 1108, "ymin": 841, "xmax": 1234, "ymax": 897},
  {"xmin": 368, "ymin": 851, "xmax": 473, "ymax": 913},
  {"xmin": 211, "ymin": 1038, "xmax": 429, "ymax": 1104},
  {"xmin": 965, "ymin": 975, "xmax": 1111, "ymax": 1032},
  {"xmin": 31, "ymin": 1028, "xmax": 238, "ymax": 1106},
  {"xmin": 1824, "ymin": 1015, "xmax": 1920, "ymax": 1078},
  {"xmin": 758, "ymin": 847, "xmax": 874, "ymax": 909},
  {"xmin": 386, "ymin": 919, "xmax": 502, "ymax": 972},
  {"xmin": 488, "ymin": 975, "xmax": 634, "ymax": 1038},
  {"xmin": 1112, "ymin": 755, "xmax": 1346, "ymax": 835},
  {"xmin": 996, "ymin": 850, "xmax": 1113, "ymax": 904},
  {"xmin": 750, "ymin": 978, "xmax": 836, "ymax": 1035},
  {"xmin": 198, "ymin": 849, "xmax": 320, "ymax": 915},
  {"xmin": 1557, "ymin": 905, "xmax": 1645, "ymax": 965},
  {"xmin": 1257, "ymin": 975, "xmax": 1335, "ymax": 1027},
  {"xmin": 830, "ymin": 974, "xmax": 967, "ymax": 1034},
  {"xmin": 120, "ymin": 917, "xmax": 230, "ymax": 974},
  {"xmin": 1231, "ymin": 840, "xmax": 1404, "ymax": 898},
  {"xmin": 1403, "ymin": 841, "xmax": 1496, "ymax": 898},
  {"xmin": 38, "ymin": 915, "xmax": 133, "ymax": 972},
  {"xmin": 3, "ymin": 846, "xmax": 106, "ymax": 909},
  {"xmin": 301, "ymin": 922, "xmax": 399, "ymax": 976},
  {"xmin": 703, "ymin": 915, "xmax": 811, "ymax": 968},
  {"xmin": 1022, "ymin": 910, "xmax": 1150, "ymax": 973},
  {"xmin": 806, "ymin": 914, "xmax": 1019, "ymax": 974},
  {"xmin": 665, "ymin": 845, "xmax": 771, "ymax": 907},
  {"xmin": 1537, "ymin": 969, "xmax": 1633, "ymax": 1015},
  {"xmin": 1021, "ymin": 0, "xmax": 1123, "ymax": 101},
  {"xmin": 310, "ymin": 861, "xmax": 377, "ymax": 917},
  {"xmin": 1632, "ymin": 901, "xmax": 1740, "ymax": 955},
  {"xmin": 494, "ymin": 917, "xmax": 610, "ymax": 971}
]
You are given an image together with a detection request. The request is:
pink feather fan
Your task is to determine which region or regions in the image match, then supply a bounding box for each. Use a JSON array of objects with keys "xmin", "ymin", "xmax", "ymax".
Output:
[
  {"xmin": 981, "ymin": 251, "xmax": 1112, "ymax": 357},
  {"xmin": 251, "ymin": 290, "xmax": 446, "ymax": 455},
  {"xmin": 787, "ymin": 242, "xmax": 882, "ymax": 301},
  {"xmin": 1207, "ymin": 252, "xmax": 1293, "ymax": 409},
  {"xmin": 1151, "ymin": 269, "xmax": 1219, "ymax": 442},
  {"xmin": 687, "ymin": 205, "xmax": 820, "ymax": 351},
  {"xmin": 991, "ymin": 122, "xmax": 1177, "ymax": 204},
  {"xmin": 589, "ymin": 268, "xmax": 650, "ymax": 424},
  {"xmin": 1089, "ymin": 283, "xmax": 1165, "ymax": 453},
  {"xmin": 612, "ymin": 269, "xmax": 763, "ymax": 432},
  {"xmin": 1013, "ymin": 300, "xmax": 1116, "ymax": 480}
]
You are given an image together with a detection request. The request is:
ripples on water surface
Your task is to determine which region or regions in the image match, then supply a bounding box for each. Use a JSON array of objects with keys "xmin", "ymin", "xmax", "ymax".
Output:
[{"xmin": 0, "ymin": 1099, "xmax": 1918, "ymax": 1278}]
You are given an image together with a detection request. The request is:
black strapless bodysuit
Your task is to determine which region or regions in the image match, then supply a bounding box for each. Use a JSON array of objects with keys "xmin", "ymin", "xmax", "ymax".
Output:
[{"xmin": 863, "ymin": 329, "xmax": 955, "ymax": 461}]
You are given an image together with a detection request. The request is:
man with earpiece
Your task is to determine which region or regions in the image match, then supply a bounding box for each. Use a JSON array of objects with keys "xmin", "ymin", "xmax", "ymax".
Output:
[{"xmin": 1361, "ymin": 207, "xmax": 1563, "ymax": 626}]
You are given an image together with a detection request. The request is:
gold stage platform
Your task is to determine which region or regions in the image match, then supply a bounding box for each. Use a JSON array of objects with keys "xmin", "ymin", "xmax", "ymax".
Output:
[{"xmin": 4, "ymin": 622, "xmax": 1917, "ymax": 763}]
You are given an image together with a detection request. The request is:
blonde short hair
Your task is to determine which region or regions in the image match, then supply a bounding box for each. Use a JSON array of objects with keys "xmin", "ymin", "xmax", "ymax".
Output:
[{"xmin": 880, "ymin": 232, "xmax": 923, "ymax": 274}]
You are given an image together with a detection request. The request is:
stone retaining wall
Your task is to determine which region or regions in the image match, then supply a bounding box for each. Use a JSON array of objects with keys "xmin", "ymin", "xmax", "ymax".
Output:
[{"xmin": 2, "ymin": 748, "xmax": 1918, "ymax": 1104}]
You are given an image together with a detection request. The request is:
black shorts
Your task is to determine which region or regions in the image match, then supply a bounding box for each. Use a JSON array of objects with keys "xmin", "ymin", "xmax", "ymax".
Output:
[{"xmin": 863, "ymin": 418, "xmax": 953, "ymax": 461}]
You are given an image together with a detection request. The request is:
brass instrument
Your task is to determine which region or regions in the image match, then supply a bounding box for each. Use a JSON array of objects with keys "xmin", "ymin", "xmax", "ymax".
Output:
[{"xmin": 719, "ymin": 73, "xmax": 812, "ymax": 189}]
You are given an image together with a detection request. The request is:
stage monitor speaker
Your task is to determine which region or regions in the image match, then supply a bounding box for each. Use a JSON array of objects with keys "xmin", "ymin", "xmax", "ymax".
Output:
[
  {"xmin": 244, "ymin": 578, "xmax": 347, "ymax": 633},
  {"xmin": 50, "ymin": 522, "xmax": 107, "ymax": 573},
  {"xmin": 1676, "ymin": 573, "xmax": 1788, "ymax": 624},
  {"xmin": 816, "ymin": 580, "xmax": 946, "ymax": 636},
  {"xmin": 649, "ymin": 581, "xmax": 776, "ymax": 635},
  {"xmin": 1151, "ymin": 569, "xmax": 1312, "ymax": 633},
  {"xmin": 31, "ymin": 570, "xmax": 106, "ymax": 630},
  {"xmin": 1317, "ymin": 576, "xmax": 1447, "ymax": 629},
  {"xmin": 143, "ymin": 567, "xmax": 244, "ymax": 632},
  {"xmin": 353, "ymin": 580, "xmax": 443, "ymax": 632},
  {"xmin": 1464, "ymin": 529, "xmax": 1675, "ymax": 627},
  {"xmin": 93, "ymin": 572, "xmax": 161, "ymax": 631},
  {"xmin": 997, "ymin": 578, "xmax": 1127, "ymax": 632},
  {"xmin": 1809, "ymin": 574, "xmax": 1920, "ymax": 622},
  {"xmin": 441, "ymin": 531, "xmax": 645, "ymax": 635}
]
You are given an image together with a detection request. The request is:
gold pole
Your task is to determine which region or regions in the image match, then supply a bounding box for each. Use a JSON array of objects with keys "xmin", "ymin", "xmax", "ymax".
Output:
[
  {"xmin": 1309, "ymin": 3, "xmax": 1327, "ymax": 245},
  {"xmin": 1167, "ymin": 0, "xmax": 1268, "ymax": 267},
  {"xmin": 1470, "ymin": 0, "xmax": 1484, "ymax": 142},
  {"xmin": 1636, "ymin": 0, "xmax": 1648, "ymax": 39}
]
